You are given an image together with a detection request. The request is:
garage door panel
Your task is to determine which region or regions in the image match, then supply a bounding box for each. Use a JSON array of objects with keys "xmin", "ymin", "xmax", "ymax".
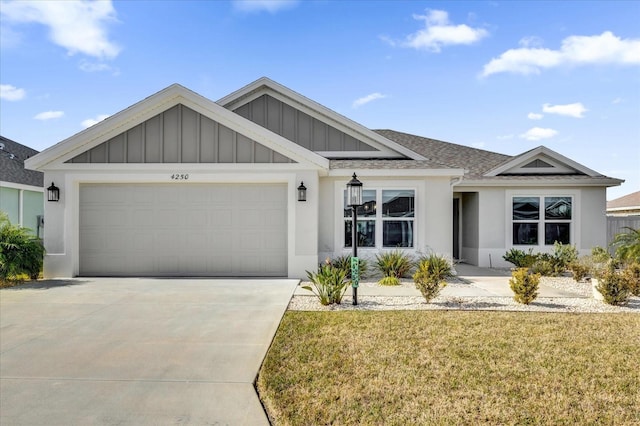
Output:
[{"xmin": 79, "ymin": 183, "xmax": 287, "ymax": 276}]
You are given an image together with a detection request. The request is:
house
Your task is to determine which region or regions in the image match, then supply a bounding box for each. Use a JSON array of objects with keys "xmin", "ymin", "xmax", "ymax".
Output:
[
  {"xmin": 0, "ymin": 136, "xmax": 44, "ymax": 237},
  {"xmin": 607, "ymin": 191, "xmax": 640, "ymax": 217},
  {"xmin": 25, "ymin": 78, "xmax": 623, "ymax": 278}
]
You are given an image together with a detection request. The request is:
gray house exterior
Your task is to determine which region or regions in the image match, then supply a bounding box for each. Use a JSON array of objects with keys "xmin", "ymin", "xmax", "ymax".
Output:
[{"xmin": 25, "ymin": 78, "xmax": 622, "ymax": 278}]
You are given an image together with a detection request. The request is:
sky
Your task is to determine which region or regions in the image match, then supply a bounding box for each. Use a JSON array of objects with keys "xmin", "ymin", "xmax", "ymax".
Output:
[{"xmin": 1, "ymin": 0, "xmax": 638, "ymax": 200}]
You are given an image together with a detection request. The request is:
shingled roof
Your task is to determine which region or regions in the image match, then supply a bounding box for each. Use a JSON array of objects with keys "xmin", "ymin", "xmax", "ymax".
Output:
[
  {"xmin": 607, "ymin": 191, "xmax": 640, "ymax": 210},
  {"xmin": 0, "ymin": 136, "xmax": 44, "ymax": 187},
  {"xmin": 374, "ymin": 129, "xmax": 510, "ymax": 178}
]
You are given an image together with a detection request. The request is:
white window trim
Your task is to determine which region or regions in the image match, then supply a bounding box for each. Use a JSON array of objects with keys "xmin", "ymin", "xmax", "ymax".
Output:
[
  {"xmin": 334, "ymin": 181, "xmax": 419, "ymax": 253},
  {"xmin": 505, "ymin": 189, "xmax": 580, "ymax": 250}
]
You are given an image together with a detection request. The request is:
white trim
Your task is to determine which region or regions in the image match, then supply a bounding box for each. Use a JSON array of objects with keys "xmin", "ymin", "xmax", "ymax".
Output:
[
  {"xmin": 316, "ymin": 151, "xmax": 403, "ymax": 159},
  {"xmin": 217, "ymin": 77, "xmax": 426, "ymax": 161},
  {"xmin": 41, "ymin": 162, "xmax": 325, "ymax": 173},
  {"xmin": 457, "ymin": 177, "xmax": 623, "ymax": 187},
  {"xmin": 329, "ymin": 168, "xmax": 465, "ymax": 177},
  {"xmin": 485, "ymin": 146, "xmax": 601, "ymax": 177},
  {"xmin": 0, "ymin": 181, "xmax": 45, "ymax": 192}
]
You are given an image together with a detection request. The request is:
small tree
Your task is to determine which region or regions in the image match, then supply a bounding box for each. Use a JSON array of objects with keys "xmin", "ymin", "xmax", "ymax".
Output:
[
  {"xmin": 509, "ymin": 268, "xmax": 540, "ymax": 304},
  {"xmin": 0, "ymin": 213, "xmax": 44, "ymax": 283},
  {"xmin": 413, "ymin": 254, "xmax": 452, "ymax": 302},
  {"xmin": 596, "ymin": 265, "xmax": 630, "ymax": 306}
]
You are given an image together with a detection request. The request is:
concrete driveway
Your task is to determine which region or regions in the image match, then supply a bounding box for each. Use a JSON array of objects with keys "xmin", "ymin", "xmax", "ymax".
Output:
[{"xmin": 0, "ymin": 278, "xmax": 299, "ymax": 425}]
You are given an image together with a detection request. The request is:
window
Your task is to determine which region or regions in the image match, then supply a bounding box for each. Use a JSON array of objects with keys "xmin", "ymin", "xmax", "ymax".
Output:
[
  {"xmin": 512, "ymin": 196, "xmax": 571, "ymax": 245},
  {"xmin": 344, "ymin": 189, "xmax": 414, "ymax": 248}
]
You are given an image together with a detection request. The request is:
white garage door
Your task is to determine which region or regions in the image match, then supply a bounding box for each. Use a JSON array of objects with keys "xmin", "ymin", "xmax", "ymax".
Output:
[{"xmin": 79, "ymin": 183, "xmax": 287, "ymax": 277}]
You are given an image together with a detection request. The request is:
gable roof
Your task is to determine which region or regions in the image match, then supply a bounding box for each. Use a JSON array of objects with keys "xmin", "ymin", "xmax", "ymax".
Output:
[
  {"xmin": 379, "ymin": 129, "xmax": 623, "ymax": 187},
  {"xmin": 218, "ymin": 77, "xmax": 426, "ymax": 161},
  {"xmin": 26, "ymin": 84, "xmax": 330, "ymax": 171},
  {"xmin": 0, "ymin": 136, "xmax": 44, "ymax": 188}
]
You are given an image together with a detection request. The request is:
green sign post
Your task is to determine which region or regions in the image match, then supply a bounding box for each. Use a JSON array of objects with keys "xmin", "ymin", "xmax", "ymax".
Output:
[{"xmin": 351, "ymin": 256, "xmax": 359, "ymax": 288}]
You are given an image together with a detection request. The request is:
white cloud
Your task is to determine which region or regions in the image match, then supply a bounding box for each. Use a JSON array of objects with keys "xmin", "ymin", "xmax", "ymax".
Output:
[
  {"xmin": 81, "ymin": 114, "xmax": 110, "ymax": 128},
  {"xmin": 542, "ymin": 102, "xmax": 587, "ymax": 118},
  {"xmin": 400, "ymin": 9, "xmax": 488, "ymax": 52},
  {"xmin": 519, "ymin": 127, "xmax": 558, "ymax": 141},
  {"xmin": 612, "ymin": 97, "xmax": 623, "ymax": 104},
  {"xmin": 352, "ymin": 93, "xmax": 387, "ymax": 108},
  {"xmin": 1, "ymin": 0, "xmax": 120, "ymax": 59},
  {"xmin": 519, "ymin": 36, "xmax": 544, "ymax": 48},
  {"xmin": 0, "ymin": 84, "xmax": 26, "ymax": 101},
  {"xmin": 482, "ymin": 31, "xmax": 640, "ymax": 77},
  {"xmin": 34, "ymin": 110, "xmax": 64, "ymax": 120},
  {"xmin": 527, "ymin": 112, "xmax": 543, "ymax": 120},
  {"xmin": 233, "ymin": 0, "xmax": 298, "ymax": 13}
]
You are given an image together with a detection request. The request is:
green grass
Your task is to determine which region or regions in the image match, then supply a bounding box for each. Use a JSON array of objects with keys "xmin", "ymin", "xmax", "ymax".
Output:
[{"xmin": 257, "ymin": 311, "xmax": 640, "ymax": 425}]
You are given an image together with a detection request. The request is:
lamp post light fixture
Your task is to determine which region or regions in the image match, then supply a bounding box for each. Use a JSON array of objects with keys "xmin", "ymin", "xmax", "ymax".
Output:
[
  {"xmin": 47, "ymin": 182, "xmax": 60, "ymax": 202},
  {"xmin": 297, "ymin": 181, "xmax": 307, "ymax": 202},
  {"xmin": 346, "ymin": 173, "xmax": 363, "ymax": 305}
]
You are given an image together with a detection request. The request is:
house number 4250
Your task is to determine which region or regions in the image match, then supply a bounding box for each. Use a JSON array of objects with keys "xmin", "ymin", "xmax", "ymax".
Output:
[{"xmin": 171, "ymin": 173, "xmax": 189, "ymax": 180}]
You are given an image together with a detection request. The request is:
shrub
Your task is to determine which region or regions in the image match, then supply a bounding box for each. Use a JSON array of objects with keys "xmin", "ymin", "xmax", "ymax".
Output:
[
  {"xmin": 591, "ymin": 246, "xmax": 611, "ymax": 264},
  {"xmin": 503, "ymin": 248, "xmax": 536, "ymax": 268},
  {"xmin": 595, "ymin": 266, "xmax": 630, "ymax": 306},
  {"xmin": 622, "ymin": 262, "xmax": 640, "ymax": 297},
  {"xmin": 303, "ymin": 262, "xmax": 350, "ymax": 305},
  {"xmin": 509, "ymin": 267, "xmax": 540, "ymax": 304},
  {"xmin": 329, "ymin": 255, "xmax": 369, "ymax": 279},
  {"xmin": 552, "ymin": 242, "xmax": 578, "ymax": 272},
  {"xmin": 568, "ymin": 256, "xmax": 592, "ymax": 282},
  {"xmin": 0, "ymin": 213, "xmax": 44, "ymax": 283},
  {"xmin": 530, "ymin": 257, "xmax": 555, "ymax": 276},
  {"xmin": 610, "ymin": 227, "xmax": 640, "ymax": 263},
  {"xmin": 413, "ymin": 254, "xmax": 453, "ymax": 302},
  {"xmin": 374, "ymin": 250, "xmax": 414, "ymax": 286}
]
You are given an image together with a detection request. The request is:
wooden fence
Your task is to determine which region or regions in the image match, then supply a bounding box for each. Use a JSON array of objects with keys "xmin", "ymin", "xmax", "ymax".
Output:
[{"xmin": 607, "ymin": 216, "xmax": 640, "ymax": 254}]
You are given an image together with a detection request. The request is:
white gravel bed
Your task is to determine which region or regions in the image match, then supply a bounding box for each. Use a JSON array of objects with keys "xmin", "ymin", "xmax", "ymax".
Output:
[{"xmin": 291, "ymin": 276, "xmax": 640, "ymax": 313}]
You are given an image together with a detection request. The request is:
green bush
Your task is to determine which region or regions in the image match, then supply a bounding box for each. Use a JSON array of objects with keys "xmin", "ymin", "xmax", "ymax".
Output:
[
  {"xmin": 374, "ymin": 250, "xmax": 414, "ymax": 286},
  {"xmin": 591, "ymin": 246, "xmax": 611, "ymax": 264},
  {"xmin": 552, "ymin": 242, "xmax": 578, "ymax": 272},
  {"xmin": 328, "ymin": 255, "xmax": 369, "ymax": 279},
  {"xmin": 413, "ymin": 254, "xmax": 453, "ymax": 302},
  {"xmin": 502, "ymin": 248, "xmax": 536, "ymax": 268},
  {"xmin": 622, "ymin": 262, "xmax": 640, "ymax": 297},
  {"xmin": 610, "ymin": 227, "xmax": 640, "ymax": 263},
  {"xmin": 0, "ymin": 213, "xmax": 44, "ymax": 283},
  {"xmin": 303, "ymin": 262, "xmax": 350, "ymax": 305},
  {"xmin": 509, "ymin": 268, "xmax": 540, "ymax": 304},
  {"xmin": 568, "ymin": 256, "xmax": 592, "ymax": 282},
  {"xmin": 530, "ymin": 257, "xmax": 555, "ymax": 276},
  {"xmin": 595, "ymin": 266, "xmax": 630, "ymax": 306}
]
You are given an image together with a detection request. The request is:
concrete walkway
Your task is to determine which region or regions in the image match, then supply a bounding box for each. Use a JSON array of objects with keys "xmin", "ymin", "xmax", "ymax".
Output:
[{"xmin": 0, "ymin": 278, "xmax": 299, "ymax": 425}]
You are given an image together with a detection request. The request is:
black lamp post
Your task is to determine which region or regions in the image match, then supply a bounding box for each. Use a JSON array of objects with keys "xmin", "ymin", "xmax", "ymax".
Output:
[
  {"xmin": 346, "ymin": 173, "xmax": 363, "ymax": 305},
  {"xmin": 47, "ymin": 182, "xmax": 60, "ymax": 202}
]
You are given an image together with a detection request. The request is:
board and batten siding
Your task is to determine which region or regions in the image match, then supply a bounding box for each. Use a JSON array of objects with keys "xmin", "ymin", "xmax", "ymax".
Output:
[
  {"xmin": 67, "ymin": 104, "xmax": 294, "ymax": 164},
  {"xmin": 234, "ymin": 94, "xmax": 377, "ymax": 153}
]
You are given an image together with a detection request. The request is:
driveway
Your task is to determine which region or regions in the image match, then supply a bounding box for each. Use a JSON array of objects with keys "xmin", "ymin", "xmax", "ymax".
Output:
[{"xmin": 0, "ymin": 278, "xmax": 299, "ymax": 425}]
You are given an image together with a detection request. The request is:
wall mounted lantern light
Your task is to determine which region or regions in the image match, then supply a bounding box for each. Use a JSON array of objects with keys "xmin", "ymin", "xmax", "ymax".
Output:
[
  {"xmin": 47, "ymin": 182, "xmax": 60, "ymax": 202},
  {"xmin": 297, "ymin": 181, "xmax": 307, "ymax": 202}
]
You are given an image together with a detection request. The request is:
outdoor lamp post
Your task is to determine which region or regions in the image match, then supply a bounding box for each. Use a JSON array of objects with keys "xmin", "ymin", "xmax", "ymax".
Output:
[{"xmin": 346, "ymin": 173, "xmax": 363, "ymax": 305}]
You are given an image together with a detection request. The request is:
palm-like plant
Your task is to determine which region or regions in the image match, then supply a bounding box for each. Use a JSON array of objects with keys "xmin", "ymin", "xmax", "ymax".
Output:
[
  {"xmin": 610, "ymin": 227, "xmax": 640, "ymax": 263},
  {"xmin": 0, "ymin": 212, "xmax": 45, "ymax": 282}
]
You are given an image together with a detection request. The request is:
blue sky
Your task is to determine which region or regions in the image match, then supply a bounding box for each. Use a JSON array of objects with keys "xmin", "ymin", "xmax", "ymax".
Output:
[{"xmin": 1, "ymin": 0, "xmax": 638, "ymax": 200}]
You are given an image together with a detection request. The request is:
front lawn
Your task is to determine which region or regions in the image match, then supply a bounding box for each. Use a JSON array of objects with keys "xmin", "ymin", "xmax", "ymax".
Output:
[{"xmin": 257, "ymin": 311, "xmax": 640, "ymax": 425}]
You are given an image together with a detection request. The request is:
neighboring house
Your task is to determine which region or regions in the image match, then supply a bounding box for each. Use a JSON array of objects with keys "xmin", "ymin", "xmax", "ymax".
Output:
[
  {"xmin": 607, "ymin": 191, "xmax": 640, "ymax": 216},
  {"xmin": 0, "ymin": 136, "xmax": 44, "ymax": 237},
  {"xmin": 25, "ymin": 78, "xmax": 622, "ymax": 278}
]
